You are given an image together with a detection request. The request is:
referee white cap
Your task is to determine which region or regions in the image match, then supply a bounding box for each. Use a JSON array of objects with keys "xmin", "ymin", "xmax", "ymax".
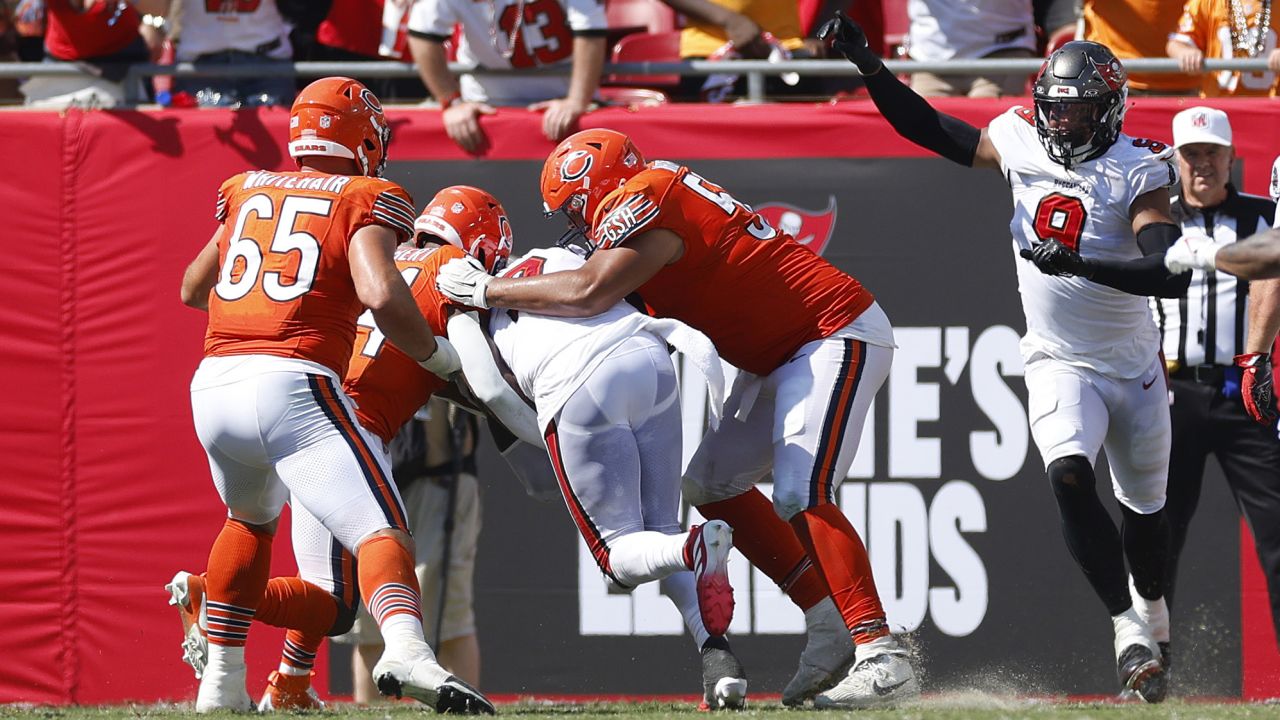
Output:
[{"xmin": 1172, "ymin": 106, "xmax": 1233, "ymax": 149}]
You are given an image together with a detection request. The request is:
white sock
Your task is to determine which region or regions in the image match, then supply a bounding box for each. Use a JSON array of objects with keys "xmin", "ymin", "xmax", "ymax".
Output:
[
  {"xmin": 1112, "ymin": 606, "xmax": 1158, "ymax": 659},
  {"xmin": 278, "ymin": 664, "xmax": 309, "ymax": 676},
  {"xmin": 206, "ymin": 643, "xmax": 246, "ymax": 673},
  {"xmin": 608, "ymin": 531, "xmax": 690, "ymax": 587},
  {"xmin": 661, "ymin": 573, "xmax": 712, "ymax": 649},
  {"xmin": 1128, "ymin": 575, "xmax": 1170, "ymax": 644},
  {"xmin": 380, "ymin": 613, "xmax": 434, "ymax": 657}
]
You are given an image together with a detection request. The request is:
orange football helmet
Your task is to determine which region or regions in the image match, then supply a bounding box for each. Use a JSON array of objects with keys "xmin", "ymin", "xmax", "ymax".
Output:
[
  {"xmin": 289, "ymin": 76, "xmax": 391, "ymax": 177},
  {"xmin": 414, "ymin": 186, "xmax": 514, "ymax": 273},
  {"xmin": 540, "ymin": 129, "xmax": 645, "ymax": 237}
]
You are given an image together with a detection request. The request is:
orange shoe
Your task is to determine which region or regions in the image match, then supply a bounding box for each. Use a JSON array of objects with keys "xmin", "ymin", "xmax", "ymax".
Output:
[
  {"xmin": 258, "ymin": 670, "xmax": 325, "ymax": 711},
  {"xmin": 164, "ymin": 570, "xmax": 208, "ymax": 679}
]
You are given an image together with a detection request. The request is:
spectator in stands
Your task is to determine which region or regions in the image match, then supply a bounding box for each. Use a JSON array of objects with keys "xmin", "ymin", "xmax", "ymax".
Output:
[
  {"xmin": 308, "ymin": 0, "xmax": 424, "ymax": 102},
  {"xmin": 1084, "ymin": 0, "xmax": 1195, "ymax": 95},
  {"xmin": 152, "ymin": 0, "xmax": 295, "ymax": 106},
  {"xmin": 905, "ymin": 0, "xmax": 1037, "ymax": 97},
  {"xmin": 1034, "ymin": 0, "xmax": 1079, "ymax": 47},
  {"xmin": 663, "ymin": 0, "xmax": 826, "ymax": 98},
  {"xmin": 21, "ymin": 0, "xmax": 164, "ymax": 108},
  {"xmin": 1167, "ymin": 0, "xmax": 1280, "ymax": 97},
  {"xmin": 406, "ymin": 0, "xmax": 607, "ymax": 153},
  {"xmin": 339, "ymin": 400, "xmax": 484, "ymax": 702},
  {"xmin": 0, "ymin": 1, "xmax": 20, "ymax": 101}
]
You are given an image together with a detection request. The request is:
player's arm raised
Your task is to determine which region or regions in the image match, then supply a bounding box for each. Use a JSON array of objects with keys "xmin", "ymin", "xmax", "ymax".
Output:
[
  {"xmin": 350, "ymin": 224, "xmax": 461, "ymax": 378},
  {"xmin": 439, "ymin": 228, "xmax": 683, "ymax": 316},
  {"xmin": 180, "ymin": 228, "xmax": 223, "ymax": 311},
  {"xmin": 819, "ymin": 11, "xmax": 1000, "ymax": 171}
]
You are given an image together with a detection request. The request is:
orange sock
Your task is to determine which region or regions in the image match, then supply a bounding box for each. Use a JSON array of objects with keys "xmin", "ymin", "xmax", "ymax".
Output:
[
  {"xmin": 204, "ymin": 518, "xmax": 274, "ymax": 647},
  {"xmin": 257, "ymin": 576, "xmax": 340, "ymax": 636},
  {"xmin": 790, "ymin": 503, "xmax": 888, "ymax": 642},
  {"xmin": 280, "ymin": 629, "xmax": 323, "ymax": 673},
  {"xmin": 358, "ymin": 535, "xmax": 423, "ymax": 627},
  {"xmin": 698, "ymin": 488, "xmax": 830, "ymax": 610}
]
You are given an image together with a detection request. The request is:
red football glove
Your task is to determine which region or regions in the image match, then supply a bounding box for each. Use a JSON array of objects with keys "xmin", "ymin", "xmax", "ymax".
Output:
[{"xmin": 1235, "ymin": 352, "xmax": 1277, "ymax": 424}]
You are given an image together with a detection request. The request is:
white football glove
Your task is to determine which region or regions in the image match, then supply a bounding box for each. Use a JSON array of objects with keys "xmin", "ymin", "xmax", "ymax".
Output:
[
  {"xmin": 1164, "ymin": 235, "xmax": 1220, "ymax": 274},
  {"xmin": 435, "ymin": 256, "xmax": 492, "ymax": 309},
  {"xmin": 419, "ymin": 336, "xmax": 462, "ymax": 379}
]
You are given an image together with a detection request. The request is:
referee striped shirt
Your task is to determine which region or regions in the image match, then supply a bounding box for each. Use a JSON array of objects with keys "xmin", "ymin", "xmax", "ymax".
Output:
[{"xmin": 1152, "ymin": 185, "xmax": 1275, "ymax": 368}]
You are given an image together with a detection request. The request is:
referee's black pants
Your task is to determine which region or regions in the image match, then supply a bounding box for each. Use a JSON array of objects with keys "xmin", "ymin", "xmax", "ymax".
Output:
[{"xmin": 1166, "ymin": 376, "xmax": 1280, "ymax": 637}]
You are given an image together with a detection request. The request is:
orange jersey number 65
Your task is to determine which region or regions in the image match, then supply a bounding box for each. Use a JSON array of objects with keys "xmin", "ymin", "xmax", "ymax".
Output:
[{"xmin": 215, "ymin": 193, "xmax": 332, "ymax": 303}]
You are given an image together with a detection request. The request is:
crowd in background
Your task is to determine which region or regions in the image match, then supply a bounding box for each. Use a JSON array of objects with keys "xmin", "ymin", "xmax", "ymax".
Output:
[{"xmin": 0, "ymin": 1, "xmax": 1276, "ymax": 151}]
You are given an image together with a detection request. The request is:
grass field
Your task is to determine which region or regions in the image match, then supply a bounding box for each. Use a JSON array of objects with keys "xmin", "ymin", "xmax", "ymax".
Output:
[{"xmin": 3, "ymin": 697, "xmax": 1277, "ymax": 720}]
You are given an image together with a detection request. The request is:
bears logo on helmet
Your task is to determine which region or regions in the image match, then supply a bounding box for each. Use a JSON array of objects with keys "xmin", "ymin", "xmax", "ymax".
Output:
[{"xmin": 289, "ymin": 77, "xmax": 392, "ymax": 178}]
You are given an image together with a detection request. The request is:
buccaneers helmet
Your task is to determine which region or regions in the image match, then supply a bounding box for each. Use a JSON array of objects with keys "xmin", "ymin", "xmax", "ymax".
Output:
[
  {"xmin": 540, "ymin": 129, "xmax": 646, "ymax": 244},
  {"xmin": 414, "ymin": 186, "xmax": 514, "ymax": 274},
  {"xmin": 289, "ymin": 77, "xmax": 392, "ymax": 177},
  {"xmin": 1032, "ymin": 41, "xmax": 1128, "ymax": 169}
]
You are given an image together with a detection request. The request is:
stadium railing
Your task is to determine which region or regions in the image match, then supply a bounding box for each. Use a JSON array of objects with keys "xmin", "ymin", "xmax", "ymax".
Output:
[{"xmin": 0, "ymin": 58, "xmax": 1272, "ymax": 104}]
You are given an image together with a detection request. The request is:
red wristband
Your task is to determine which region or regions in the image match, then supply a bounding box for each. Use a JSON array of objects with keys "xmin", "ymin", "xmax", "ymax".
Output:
[{"xmin": 440, "ymin": 91, "xmax": 461, "ymax": 110}]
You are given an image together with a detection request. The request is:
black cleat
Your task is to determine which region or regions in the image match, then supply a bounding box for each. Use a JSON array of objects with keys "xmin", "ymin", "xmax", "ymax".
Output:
[
  {"xmin": 1117, "ymin": 644, "xmax": 1167, "ymax": 703},
  {"xmin": 700, "ymin": 637, "xmax": 748, "ymax": 711}
]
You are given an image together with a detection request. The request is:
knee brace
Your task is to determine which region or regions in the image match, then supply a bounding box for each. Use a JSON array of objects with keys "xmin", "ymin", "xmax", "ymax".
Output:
[
  {"xmin": 327, "ymin": 597, "xmax": 359, "ymax": 637},
  {"xmin": 1048, "ymin": 455, "xmax": 1097, "ymax": 502}
]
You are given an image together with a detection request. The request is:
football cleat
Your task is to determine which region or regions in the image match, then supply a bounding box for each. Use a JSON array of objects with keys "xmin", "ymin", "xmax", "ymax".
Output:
[
  {"xmin": 781, "ymin": 597, "xmax": 856, "ymax": 706},
  {"xmin": 373, "ymin": 649, "xmax": 495, "ymax": 715},
  {"xmin": 258, "ymin": 670, "xmax": 325, "ymax": 711},
  {"xmin": 195, "ymin": 659, "xmax": 253, "ymax": 713},
  {"xmin": 698, "ymin": 638, "xmax": 747, "ymax": 711},
  {"xmin": 688, "ymin": 520, "xmax": 735, "ymax": 637},
  {"xmin": 165, "ymin": 570, "xmax": 208, "ymax": 680},
  {"xmin": 813, "ymin": 635, "xmax": 920, "ymax": 710},
  {"xmin": 1112, "ymin": 606, "xmax": 1166, "ymax": 703},
  {"xmin": 1117, "ymin": 643, "xmax": 1167, "ymax": 703}
]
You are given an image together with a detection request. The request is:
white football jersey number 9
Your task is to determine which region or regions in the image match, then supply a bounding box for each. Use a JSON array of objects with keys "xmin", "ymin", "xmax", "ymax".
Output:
[{"xmin": 216, "ymin": 193, "xmax": 332, "ymax": 302}]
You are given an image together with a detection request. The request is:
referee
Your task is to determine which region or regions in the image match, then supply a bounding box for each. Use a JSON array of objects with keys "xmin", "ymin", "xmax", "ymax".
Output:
[{"xmin": 1153, "ymin": 107, "xmax": 1280, "ymax": 647}]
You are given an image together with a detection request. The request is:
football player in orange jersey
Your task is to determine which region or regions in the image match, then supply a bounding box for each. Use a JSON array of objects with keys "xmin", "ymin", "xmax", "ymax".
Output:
[
  {"xmin": 172, "ymin": 185, "xmax": 528, "ymax": 711},
  {"xmin": 435, "ymin": 129, "xmax": 920, "ymax": 709},
  {"xmin": 177, "ymin": 77, "xmax": 491, "ymax": 714}
]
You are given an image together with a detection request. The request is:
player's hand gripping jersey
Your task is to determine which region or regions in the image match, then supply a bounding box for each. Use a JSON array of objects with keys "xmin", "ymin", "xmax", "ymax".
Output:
[
  {"xmin": 344, "ymin": 244, "xmax": 466, "ymax": 445},
  {"xmin": 591, "ymin": 161, "xmax": 874, "ymax": 376},
  {"xmin": 988, "ymin": 107, "xmax": 1179, "ymax": 378},
  {"xmin": 204, "ymin": 170, "xmax": 416, "ymax": 377},
  {"xmin": 490, "ymin": 246, "xmax": 724, "ymax": 432}
]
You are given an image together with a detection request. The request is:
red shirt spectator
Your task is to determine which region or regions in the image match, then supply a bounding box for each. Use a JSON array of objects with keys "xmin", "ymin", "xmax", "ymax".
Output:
[
  {"xmin": 317, "ymin": 0, "xmax": 382, "ymax": 58},
  {"xmin": 45, "ymin": 0, "xmax": 139, "ymax": 60}
]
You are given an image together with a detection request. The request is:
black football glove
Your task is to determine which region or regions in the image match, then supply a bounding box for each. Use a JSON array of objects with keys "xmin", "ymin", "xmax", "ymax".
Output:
[
  {"xmin": 817, "ymin": 10, "xmax": 883, "ymax": 75},
  {"xmin": 1019, "ymin": 240, "xmax": 1094, "ymax": 278},
  {"xmin": 1236, "ymin": 352, "xmax": 1278, "ymax": 425}
]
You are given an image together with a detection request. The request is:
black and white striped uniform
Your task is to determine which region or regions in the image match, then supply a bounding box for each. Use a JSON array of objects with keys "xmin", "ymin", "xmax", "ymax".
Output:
[{"xmin": 1151, "ymin": 183, "xmax": 1280, "ymax": 639}]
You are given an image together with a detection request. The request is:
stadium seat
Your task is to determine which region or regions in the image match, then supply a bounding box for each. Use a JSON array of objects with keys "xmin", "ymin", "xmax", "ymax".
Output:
[
  {"xmin": 606, "ymin": 0, "xmax": 677, "ymax": 44},
  {"xmin": 882, "ymin": 0, "xmax": 909, "ymax": 56},
  {"xmin": 607, "ymin": 30, "xmax": 682, "ymax": 90}
]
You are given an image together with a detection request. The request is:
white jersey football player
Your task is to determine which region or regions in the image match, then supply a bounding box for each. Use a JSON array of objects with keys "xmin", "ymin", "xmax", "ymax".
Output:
[
  {"xmin": 449, "ymin": 244, "xmax": 750, "ymax": 709},
  {"xmin": 822, "ymin": 13, "xmax": 1191, "ymax": 703}
]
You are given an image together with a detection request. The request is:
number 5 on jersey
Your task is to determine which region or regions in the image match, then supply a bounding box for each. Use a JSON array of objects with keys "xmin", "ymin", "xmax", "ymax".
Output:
[{"xmin": 216, "ymin": 193, "xmax": 332, "ymax": 303}]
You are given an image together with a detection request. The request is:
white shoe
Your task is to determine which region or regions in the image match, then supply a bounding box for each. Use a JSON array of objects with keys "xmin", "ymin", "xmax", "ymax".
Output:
[
  {"xmin": 690, "ymin": 520, "xmax": 735, "ymax": 637},
  {"xmin": 373, "ymin": 648, "xmax": 495, "ymax": 714},
  {"xmin": 781, "ymin": 597, "xmax": 856, "ymax": 706},
  {"xmin": 165, "ymin": 571, "xmax": 208, "ymax": 680},
  {"xmin": 195, "ymin": 661, "xmax": 253, "ymax": 713},
  {"xmin": 813, "ymin": 636, "xmax": 920, "ymax": 710}
]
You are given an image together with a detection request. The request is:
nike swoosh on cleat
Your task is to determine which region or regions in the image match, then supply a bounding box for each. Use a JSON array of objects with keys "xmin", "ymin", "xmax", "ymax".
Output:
[{"xmin": 873, "ymin": 679, "xmax": 910, "ymax": 696}]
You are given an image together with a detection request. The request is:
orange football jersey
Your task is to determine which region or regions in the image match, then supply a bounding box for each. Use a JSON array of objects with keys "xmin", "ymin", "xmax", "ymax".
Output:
[
  {"xmin": 344, "ymin": 244, "xmax": 464, "ymax": 445},
  {"xmin": 591, "ymin": 162, "xmax": 873, "ymax": 376},
  {"xmin": 1174, "ymin": 0, "xmax": 1280, "ymax": 96},
  {"xmin": 204, "ymin": 170, "xmax": 417, "ymax": 377}
]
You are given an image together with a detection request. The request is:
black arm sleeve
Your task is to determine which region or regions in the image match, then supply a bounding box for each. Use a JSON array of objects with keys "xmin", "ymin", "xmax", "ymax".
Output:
[
  {"xmin": 1081, "ymin": 223, "xmax": 1191, "ymax": 298},
  {"xmin": 862, "ymin": 68, "xmax": 981, "ymax": 167}
]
